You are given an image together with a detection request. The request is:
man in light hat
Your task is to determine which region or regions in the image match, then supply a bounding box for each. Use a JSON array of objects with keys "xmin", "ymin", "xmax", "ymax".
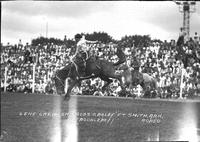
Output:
[{"xmin": 72, "ymin": 34, "xmax": 98, "ymax": 78}]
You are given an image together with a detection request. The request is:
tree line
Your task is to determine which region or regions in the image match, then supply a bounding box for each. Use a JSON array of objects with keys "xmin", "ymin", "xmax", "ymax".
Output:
[{"xmin": 31, "ymin": 31, "xmax": 163, "ymax": 48}]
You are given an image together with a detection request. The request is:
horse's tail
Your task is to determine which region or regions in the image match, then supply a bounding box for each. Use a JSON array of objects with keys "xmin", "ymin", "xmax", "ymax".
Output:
[{"xmin": 113, "ymin": 47, "xmax": 126, "ymax": 66}]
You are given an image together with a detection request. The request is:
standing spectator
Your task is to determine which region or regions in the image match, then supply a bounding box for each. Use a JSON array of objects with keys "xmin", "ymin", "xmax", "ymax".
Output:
[
  {"xmin": 194, "ymin": 32, "xmax": 199, "ymax": 44},
  {"xmin": 177, "ymin": 27, "xmax": 186, "ymax": 46},
  {"xmin": 22, "ymin": 46, "xmax": 33, "ymax": 64},
  {"xmin": 18, "ymin": 39, "xmax": 23, "ymax": 48},
  {"xmin": 64, "ymin": 35, "xmax": 67, "ymax": 43},
  {"xmin": 13, "ymin": 44, "xmax": 17, "ymax": 54},
  {"xmin": 24, "ymin": 47, "xmax": 30, "ymax": 64},
  {"xmin": 131, "ymin": 56, "xmax": 140, "ymax": 71}
]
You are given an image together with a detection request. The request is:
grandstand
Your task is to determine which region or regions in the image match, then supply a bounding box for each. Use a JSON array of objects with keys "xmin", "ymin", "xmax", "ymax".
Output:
[{"xmin": 1, "ymin": 34, "xmax": 200, "ymax": 99}]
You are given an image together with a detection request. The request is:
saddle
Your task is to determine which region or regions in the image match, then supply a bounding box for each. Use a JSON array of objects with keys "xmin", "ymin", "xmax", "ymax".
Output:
[
  {"xmin": 72, "ymin": 52, "xmax": 87, "ymax": 77},
  {"xmin": 71, "ymin": 52, "xmax": 99, "ymax": 78}
]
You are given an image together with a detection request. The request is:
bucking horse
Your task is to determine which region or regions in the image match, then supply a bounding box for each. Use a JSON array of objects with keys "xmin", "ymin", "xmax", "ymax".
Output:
[{"xmin": 53, "ymin": 46, "xmax": 126, "ymax": 100}]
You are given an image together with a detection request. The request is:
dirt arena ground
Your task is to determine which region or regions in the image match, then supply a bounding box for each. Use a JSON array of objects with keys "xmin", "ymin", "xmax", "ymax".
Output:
[{"xmin": 1, "ymin": 93, "xmax": 200, "ymax": 142}]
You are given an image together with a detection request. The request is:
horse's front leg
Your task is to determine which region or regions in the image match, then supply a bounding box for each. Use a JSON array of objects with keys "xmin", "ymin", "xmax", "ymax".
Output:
[
  {"xmin": 115, "ymin": 74, "xmax": 126, "ymax": 91},
  {"xmin": 64, "ymin": 78, "xmax": 78, "ymax": 101},
  {"xmin": 100, "ymin": 77, "xmax": 112, "ymax": 93}
]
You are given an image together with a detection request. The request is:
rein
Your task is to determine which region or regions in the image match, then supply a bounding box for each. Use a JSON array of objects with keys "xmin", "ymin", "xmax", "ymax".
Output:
[
  {"xmin": 69, "ymin": 56, "xmax": 79, "ymax": 78},
  {"xmin": 54, "ymin": 74, "xmax": 65, "ymax": 87},
  {"xmin": 69, "ymin": 52, "xmax": 91, "ymax": 77},
  {"xmin": 70, "ymin": 57, "xmax": 78, "ymax": 70}
]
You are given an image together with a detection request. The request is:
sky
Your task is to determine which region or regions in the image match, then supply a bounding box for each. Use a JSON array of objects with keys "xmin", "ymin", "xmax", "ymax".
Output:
[{"xmin": 1, "ymin": 1, "xmax": 200, "ymax": 45}]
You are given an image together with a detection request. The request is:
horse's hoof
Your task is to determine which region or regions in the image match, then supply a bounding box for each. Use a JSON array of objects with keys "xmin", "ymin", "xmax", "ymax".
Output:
[{"xmin": 64, "ymin": 96, "xmax": 70, "ymax": 101}]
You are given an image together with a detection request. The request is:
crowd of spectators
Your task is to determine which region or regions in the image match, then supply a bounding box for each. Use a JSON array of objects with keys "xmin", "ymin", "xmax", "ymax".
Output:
[{"xmin": 1, "ymin": 33, "xmax": 200, "ymax": 99}]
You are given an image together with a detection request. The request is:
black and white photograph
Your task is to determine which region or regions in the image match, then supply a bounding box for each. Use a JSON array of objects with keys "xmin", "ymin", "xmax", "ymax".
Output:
[{"xmin": 1, "ymin": 1, "xmax": 200, "ymax": 142}]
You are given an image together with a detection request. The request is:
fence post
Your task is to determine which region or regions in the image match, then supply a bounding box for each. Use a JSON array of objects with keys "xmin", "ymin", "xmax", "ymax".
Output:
[
  {"xmin": 137, "ymin": 85, "xmax": 142, "ymax": 98},
  {"xmin": 4, "ymin": 66, "xmax": 8, "ymax": 92},
  {"xmin": 32, "ymin": 64, "xmax": 36, "ymax": 93},
  {"xmin": 179, "ymin": 67, "xmax": 185, "ymax": 99}
]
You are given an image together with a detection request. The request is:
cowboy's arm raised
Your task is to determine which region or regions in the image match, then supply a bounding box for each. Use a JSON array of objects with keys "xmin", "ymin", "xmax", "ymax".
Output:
[{"xmin": 85, "ymin": 40, "xmax": 98, "ymax": 44}]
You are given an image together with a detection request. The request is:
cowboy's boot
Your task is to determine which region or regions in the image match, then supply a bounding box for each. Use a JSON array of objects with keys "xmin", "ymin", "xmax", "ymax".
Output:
[
  {"xmin": 82, "ymin": 60, "xmax": 87, "ymax": 76},
  {"xmin": 81, "ymin": 63, "xmax": 86, "ymax": 77},
  {"xmin": 77, "ymin": 62, "xmax": 86, "ymax": 80}
]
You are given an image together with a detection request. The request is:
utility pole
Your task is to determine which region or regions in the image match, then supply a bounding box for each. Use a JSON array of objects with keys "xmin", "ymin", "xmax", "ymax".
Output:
[
  {"xmin": 175, "ymin": 1, "xmax": 196, "ymax": 42},
  {"xmin": 4, "ymin": 66, "xmax": 8, "ymax": 92},
  {"xmin": 42, "ymin": 17, "xmax": 48, "ymax": 38},
  {"xmin": 46, "ymin": 21, "xmax": 48, "ymax": 38},
  {"xmin": 32, "ymin": 64, "xmax": 36, "ymax": 93},
  {"xmin": 175, "ymin": 1, "xmax": 196, "ymax": 99}
]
